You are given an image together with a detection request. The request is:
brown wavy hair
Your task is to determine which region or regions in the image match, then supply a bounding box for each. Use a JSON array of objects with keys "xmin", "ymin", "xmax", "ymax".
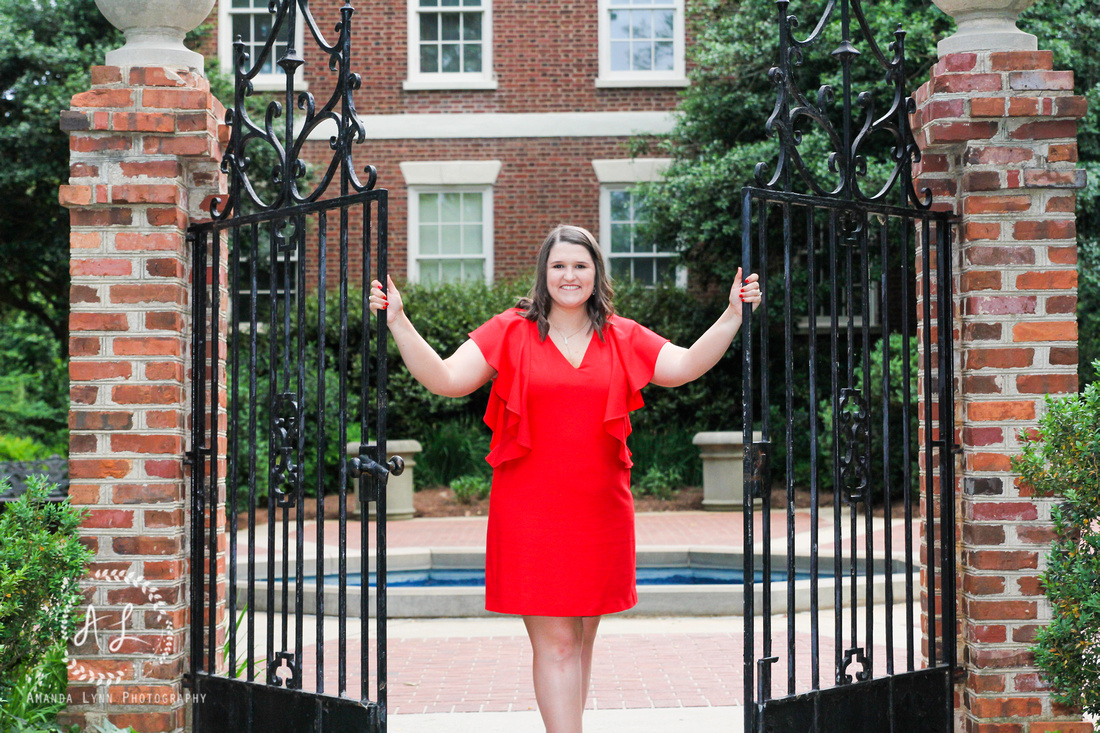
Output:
[{"xmin": 517, "ymin": 224, "xmax": 615, "ymax": 341}]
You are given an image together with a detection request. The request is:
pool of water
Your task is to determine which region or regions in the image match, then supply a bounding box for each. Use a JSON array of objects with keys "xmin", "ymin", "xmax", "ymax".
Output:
[{"xmin": 307, "ymin": 567, "xmax": 814, "ymax": 588}]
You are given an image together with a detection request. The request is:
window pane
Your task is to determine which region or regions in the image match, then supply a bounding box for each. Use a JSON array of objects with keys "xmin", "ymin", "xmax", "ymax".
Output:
[
  {"xmin": 611, "ymin": 258, "xmax": 631, "ymax": 280},
  {"xmin": 462, "ymin": 193, "xmax": 482, "ymax": 221},
  {"xmin": 464, "ymin": 0, "xmax": 482, "ymax": 5},
  {"xmin": 463, "ymin": 12, "xmax": 481, "ymax": 40},
  {"xmin": 463, "ymin": 224, "xmax": 483, "ymax": 253},
  {"xmin": 654, "ymin": 9, "xmax": 674, "ymax": 38},
  {"xmin": 635, "ymin": 257, "xmax": 656, "ymax": 285},
  {"xmin": 632, "ymin": 10, "xmax": 653, "ymax": 38},
  {"xmin": 461, "ymin": 259, "xmax": 484, "ymax": 281},
  {"xmin": 609, "ymin": 190, "xmax": 630, "ymax": 221},
  {"xmin": 255, "ymin": 15, "xmax": 271, "ymax": 41},
  {"xmin": 233, "ymin": 15, "xmax": 251, "ymax": 42},
  {"xmin": 419, "ymin": 193, "xmax": 439, "ymax": 222},
  {"xmin": 654, "ymin": 42, "xmax": 674, "ymax": 71},
  {"xmin": 232, "ymin": 0, "xmax": 249, "ymax": 7},
  {"xmin": 441, "ymin": 44, "xmax": 460, "ymax": 72},
  {"xmin": 442, "ymin": 0, "xmax": 460, "ymax": 5},
  {"xmin": 421, "ymin": 262, "xmax": 440, "ymax": 285},
  {"xmin": 656, "ymin": 258, "xmax": 676, "ymax": 282},
  {"xmin": 420, "ymin": 44, "xmax": 439, "ymax": 73},
  {"xmin": 632, "ymin": 43, "xmax": 653, "ymax": 71},
  {"xmin": 420, "ymin": 13, "xmax": 438, "ymax": 41},
  {"xmin": 611, "ymin": 223, "xmax": 634, "ymax": 253},
  {"xmin": 441, "ymin": 13, "xmax": 461, "ymax": 40},
  {"xmin": 464, "ymin": 43, "xmax": 482, "ymax": 72},
  {"xmin": 609, "ymin": 10, "xmax": 630, "ymax": 39},
  {"xmin": 440, "ymin": 259, "xmax": 463, "ymax": 282},
  {"xmin": 420, "ymin": 0, "xmax": 438, "ymax": 6},
  {"xmin": 440, "ymin": 224, "xmax": 462, "ymax": 254},
  {"xmin": 441, "ymin": 192, "xmax": 461, "ymax": 221},
  {"xmin": 610, "ymin": 42, "xmax": 631, "ymax": 71},
  {"xmin": 420, "ymin": 224, "xmax": 440, "ymax": 255}
]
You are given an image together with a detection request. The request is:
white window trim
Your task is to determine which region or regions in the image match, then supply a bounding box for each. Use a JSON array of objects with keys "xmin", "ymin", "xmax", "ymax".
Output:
[
  {"xmin": 218, "ymin": 2, "xmax": 308, "ymax": 92},
  {"xmin": 595, "ymin": 158, "xmax": 683, "ymax": 287},
  {"xmin": 402, "ymin": 161, "xmax": 501, "ymax": 284},
  {"xmin": 596, "ymin": 0, "xmax": 687, "ymax": 88},
  {"xmin": 404, "ymin": 0, "xmax": 497, "ymax": 91}
]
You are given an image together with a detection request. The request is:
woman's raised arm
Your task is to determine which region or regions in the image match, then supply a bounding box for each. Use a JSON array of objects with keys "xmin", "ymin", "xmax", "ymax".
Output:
[
  {"xmin": 369, "ymin": 276, "xmax": 496, "ymax": 397},
  {"xmin": 650, "ymin": 267, "xmax": 761, "ymax": 388}
]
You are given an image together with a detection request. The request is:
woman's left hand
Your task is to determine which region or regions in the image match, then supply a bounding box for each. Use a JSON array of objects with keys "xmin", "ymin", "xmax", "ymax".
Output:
[{"xmin": 730, "ymin": 267, "xmax": 762, "ymax": 318}]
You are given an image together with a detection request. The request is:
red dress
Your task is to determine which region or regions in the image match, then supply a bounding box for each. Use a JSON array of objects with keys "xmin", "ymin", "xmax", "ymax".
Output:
[{"xmin": 469, "ymin": 309, "xmax": 668, "ymax": 616}]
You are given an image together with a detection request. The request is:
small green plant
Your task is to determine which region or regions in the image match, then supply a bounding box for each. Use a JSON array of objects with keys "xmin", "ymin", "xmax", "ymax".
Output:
[
  {"xmin": 0, "ymin": 641, "xmax": 71, "ymax": 732},
  {"xmin": 450, "ymin": 475, "xmax": 491, "ymax": 505},
  {"xmin": 631, "ymin": 466, "xmax": 684, "ymax": 501},
  {"xmin": 1014, "ymin": 361, "xmax": 1100, "ymax": 716},
  {"xmin": 0, "ymin": 476, "xmax": 92, "ymax": 682}
]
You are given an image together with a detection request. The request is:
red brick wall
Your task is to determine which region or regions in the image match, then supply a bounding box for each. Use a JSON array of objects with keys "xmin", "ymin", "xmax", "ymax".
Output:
[{"xmin": 913, "ymin": 50, "xmax": 1088, "ymax": 733}]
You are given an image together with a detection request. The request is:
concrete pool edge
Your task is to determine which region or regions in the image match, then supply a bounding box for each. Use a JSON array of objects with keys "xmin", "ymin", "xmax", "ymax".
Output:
[{"xmin": 238, "ymin": 547, "xmax": 913, "ymax": 618}]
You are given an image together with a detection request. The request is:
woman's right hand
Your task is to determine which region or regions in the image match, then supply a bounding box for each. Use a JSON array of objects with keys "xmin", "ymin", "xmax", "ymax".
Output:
[{"xmin": 369, "ymin": 275, "xmax": 403, "ymax": 325}]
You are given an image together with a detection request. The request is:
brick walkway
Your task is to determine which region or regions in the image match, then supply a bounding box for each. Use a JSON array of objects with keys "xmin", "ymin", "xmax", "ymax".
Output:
[{"xmin": 236, "ymin": 509, "xmax": 923, "ymax": 716}]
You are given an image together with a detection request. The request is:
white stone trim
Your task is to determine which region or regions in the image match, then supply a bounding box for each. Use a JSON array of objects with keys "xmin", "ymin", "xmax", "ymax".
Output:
[
  {"xmin": 399, "ymin": 160, "xmax": 503, "ymax": 186},
  {"xmin": 305, "ymin": 111, "xmax": 676, "ymax": 140},
  {"xmin": 592, "ymin": 158, "xmax": 672, "ymax": 183}
]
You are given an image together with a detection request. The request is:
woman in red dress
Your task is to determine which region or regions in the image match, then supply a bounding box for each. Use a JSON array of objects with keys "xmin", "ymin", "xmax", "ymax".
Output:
[{"xmin": 370, "ymin": 225, "xmax": 761, "ymax": 733}]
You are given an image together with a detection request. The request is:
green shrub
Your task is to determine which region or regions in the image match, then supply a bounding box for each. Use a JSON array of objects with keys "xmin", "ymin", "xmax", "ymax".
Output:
[
  {"xmin": 1014, "ymin": 362, "xmax": 1100, "ymax": 715},
  {"xmin": 0, "ymin": 437, "xmax": 58, "ymax": 463},
  {"xmin": 450, "ymin": 475, "xmax": 491, "ymax": 504},
  {"xmin": 632, "ymin": 466, "xmax": 684, "ymax": 501},
  {"xmin": 0, "ymin": 476, "xmax": 91, "ymax": 681},
  {"xmin": 415, "ymin": 419, "xmax": 491, "ymax": 489},
  {"xmin": 0, "ymin": 641, "xmax": 70, "ymax": 732}
]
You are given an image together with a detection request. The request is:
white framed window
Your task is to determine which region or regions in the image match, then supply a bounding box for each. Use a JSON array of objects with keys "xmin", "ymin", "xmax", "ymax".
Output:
[
  {"xmin": 594, "ymin": 159, "xmax": 681, "ymax": 286},
  {"xmin": 596, "ymin": 0, "xmax": 687, "ymax": 88},
  {"xmin": 404, "ymin": 0, "xmax": 496, "ymax": 91},
  {"xmin": 401, "ymin": 161, "xmax": 501, "ymax": 284},
  {"xmin": 219, "ymin": 0, "xmax": 308, "ymax": 92}
]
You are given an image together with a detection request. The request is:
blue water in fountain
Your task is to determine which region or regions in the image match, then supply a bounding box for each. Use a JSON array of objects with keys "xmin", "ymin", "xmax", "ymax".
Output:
[{"xmin": 308, "ymin": 567, "xmax": 816, "ymax": 588}]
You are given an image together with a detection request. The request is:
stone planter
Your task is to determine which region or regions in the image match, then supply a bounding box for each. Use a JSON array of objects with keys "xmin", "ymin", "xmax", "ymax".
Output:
[
  {"xmin": 930, "ymin": 0, "xmax": 1037, "ymax": 55},
  {"xmin": 347, "ymin": 440, "xmax": 421, "ymax": 521},
  {"xmin": 692, "ymin": 431, "xmax": 761, "ymax": 512},
  {"xmin": 94, "ymin": 0, "xmax": 215, "ymax": 70}
]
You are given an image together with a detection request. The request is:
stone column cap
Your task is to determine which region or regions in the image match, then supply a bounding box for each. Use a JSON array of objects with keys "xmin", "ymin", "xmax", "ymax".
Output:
[
  {"xmin": 692, "ymin": 431, "xmax": 764, "ymax": 445},
  {"xmin": 347, "ymin": 439, "xmax": 423, "ymax": 455}
]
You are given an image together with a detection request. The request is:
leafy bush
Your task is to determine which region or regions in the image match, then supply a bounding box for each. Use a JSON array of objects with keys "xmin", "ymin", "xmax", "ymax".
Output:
[
  {"xmin": 1014, "ymin": 362, "xmax": 1100, "ymax": 715},
  {"xmin": 0, "ymin": 642, "xmax": 71, "ymax": 732},
  {"xmin": 450, "ymin": 475, "xmax": 491, "ymax": 505},
  {"xmin": 632, "ymin": 466, "xmax": 685, "ymax": 501},
  {"xmin": 415, "ymin": 419, "xmax": 491, "ymax": 489},
  {"xmin": 0, "ymin": 313, "xmax": 67, "ymax": 456},
  {"xmin": 0, "ymin": 477, "xmax": 91, "ymax": 681},
  {"xmin": 0, "ymin": 437, "xmax": 58, "ymax": 463}
]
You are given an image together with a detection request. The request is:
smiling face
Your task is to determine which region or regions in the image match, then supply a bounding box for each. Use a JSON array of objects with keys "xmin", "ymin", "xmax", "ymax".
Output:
[{"xmin": 546, "ymin": 241, "xmax": 596, "ymax": 312}]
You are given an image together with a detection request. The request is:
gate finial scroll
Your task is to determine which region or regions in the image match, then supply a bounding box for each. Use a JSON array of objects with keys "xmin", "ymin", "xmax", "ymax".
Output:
[
  {"xmin": 211, "ymin": 0, "xmax": 377, "ymax": 220},
  {"xmin": 754, "ymin": 0, "xmax": 931, "ymax": 208}
]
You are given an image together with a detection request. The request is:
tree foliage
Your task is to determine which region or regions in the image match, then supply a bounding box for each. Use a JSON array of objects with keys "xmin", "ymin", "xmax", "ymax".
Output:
[{"xmin": 0, "ymin": 0, "xmax": 121, "ymax": 345}]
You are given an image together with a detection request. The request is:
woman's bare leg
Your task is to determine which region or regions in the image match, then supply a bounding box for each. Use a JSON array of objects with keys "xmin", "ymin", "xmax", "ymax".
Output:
[
  {"xmin": 579, "ymin": 616, "xmax": 601, "ymax": 711},
  {"xmin": 523, "ymin": 615, "xmax": 601, "ymax": 733}
]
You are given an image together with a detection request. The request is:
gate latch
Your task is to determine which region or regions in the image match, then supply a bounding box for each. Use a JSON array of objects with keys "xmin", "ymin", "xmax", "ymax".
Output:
[{"xmin": 349, "ymin": 443, "xmax": 405, "ymax": 502}]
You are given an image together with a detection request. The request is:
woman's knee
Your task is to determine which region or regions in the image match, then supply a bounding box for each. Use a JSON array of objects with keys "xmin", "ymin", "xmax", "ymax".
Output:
[{"xmin": 525, "ymin": 617, "xmax": 585, "ymax": 663}]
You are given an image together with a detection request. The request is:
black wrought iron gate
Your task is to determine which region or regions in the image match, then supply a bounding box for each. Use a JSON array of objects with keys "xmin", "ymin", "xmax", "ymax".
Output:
[
  {"xmin": 740, "ymin": 0, "xmax": 957, "ymax": 731},
  {"xmin": 187, "ymin": 2, "xmax": 399, "ymax": 731}
]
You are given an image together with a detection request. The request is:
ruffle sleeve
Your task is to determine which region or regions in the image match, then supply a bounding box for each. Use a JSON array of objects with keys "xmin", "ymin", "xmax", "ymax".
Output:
[
  {"xmin": 469, "ymin": 309, "xmax": 533, "ymax": 467},
  {"xmin": 603, "ymin": 315, "xmax": 670, "ymax": 468}
]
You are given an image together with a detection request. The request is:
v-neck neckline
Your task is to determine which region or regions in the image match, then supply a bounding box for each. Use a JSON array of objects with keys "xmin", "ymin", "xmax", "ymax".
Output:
[{"xmin": 547, "ymin": 327, "xmax": 595, "ymax": 370}]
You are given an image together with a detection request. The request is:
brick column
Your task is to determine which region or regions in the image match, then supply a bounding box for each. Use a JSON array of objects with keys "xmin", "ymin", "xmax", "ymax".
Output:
[
  {"xmin": 60, "ymin": 66, "xmax": 226, "ymax": 733},
  {"xmin": 912, "ymin": 52, "xmax": 1088, "ymax": 732}
]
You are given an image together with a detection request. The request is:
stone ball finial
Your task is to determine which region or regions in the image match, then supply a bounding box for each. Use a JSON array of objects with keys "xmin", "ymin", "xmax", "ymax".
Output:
[
  {"xmin": 94, "ymin": 0, "xmax": 216, "ymax": 72},
  {"xmin": 931, "ymin": 0, "xmax": 1038, "ymax": 56}
]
